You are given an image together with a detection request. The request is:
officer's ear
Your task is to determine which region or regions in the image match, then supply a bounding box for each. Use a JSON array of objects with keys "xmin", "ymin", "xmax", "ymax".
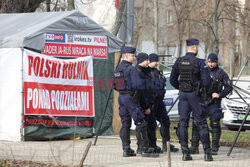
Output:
[
  {"xmin": 122, "ymin": 53, "xmax": 127, "ymax": 59},
  {"xmin": 194, "ymin": 45, "xmax": 199, "ymax": 52}
]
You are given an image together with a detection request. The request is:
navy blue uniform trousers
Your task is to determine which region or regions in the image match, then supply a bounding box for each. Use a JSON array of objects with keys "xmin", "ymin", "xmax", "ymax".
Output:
[
  {"xmin": 118, "ymin": 94, "xmax": 145, "ymax": 148},
  {"xmin": 207, "ymin": 102, "xmax": 223, "ymax": 121},
  {"xmin": 177, "ymin": 91, "xmax": 210, "ymax": 149}
]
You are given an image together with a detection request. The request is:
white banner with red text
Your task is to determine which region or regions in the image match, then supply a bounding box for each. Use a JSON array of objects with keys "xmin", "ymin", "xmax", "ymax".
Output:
[
  {"xmin": 23, "ymin": 49, "xmax": 94, "ymax": 128},
  {"xmin": 42, "ymin": 33, "xmax": 108, "ymax": 59}
]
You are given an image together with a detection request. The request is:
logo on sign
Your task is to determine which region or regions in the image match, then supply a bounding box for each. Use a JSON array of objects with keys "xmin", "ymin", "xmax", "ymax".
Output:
[
  {"xmin": 164, "ymin": 98, "xmax": 174, "ymax": 106},
  {"xmin": 45, "ymin": 33, "xmax": 65, "ymax": 43}
]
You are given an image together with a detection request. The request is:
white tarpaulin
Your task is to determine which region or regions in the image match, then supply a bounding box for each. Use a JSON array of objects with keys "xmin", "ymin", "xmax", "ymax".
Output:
[
  {"xmin": 0, "ymin": 10, "xmax": 122, "ymax": 52},
  {"xmin": 0, "ymin": 48, "xmax": 22, "ymax": 141}
]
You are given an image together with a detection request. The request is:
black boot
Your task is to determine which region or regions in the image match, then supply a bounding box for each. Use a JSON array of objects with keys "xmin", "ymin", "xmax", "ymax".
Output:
[
  {"xmin": 136, "ymin": 146, "xmax": 142, "ymax": 154},
  {"xmin": 153, "ymin": 146, "xmax": 163, "ymax": 153},
  {"xmin": 190, "ymin": 120, "xmax": 200, "ymax": 154},
  {"xmin": 162, "ymin": 141, "xmax": 179, "ymax": 152},
  {"xmin": 210, "ymin": 120, "xmax": 221, "ymax": 155},
  {"xmin": 189, "ymin": 146, "xmax": 199, "ymax": 154},
  {"xmin": 211, "ymin": 147, "xmax": 219, "ymax": 155},
  {"xmin": 181, "ymin": 147, "xmax": 192, "ymax": 161},
  {"xmin": 170, "ymin": 144, "xmax": 179, "ymax": 152},
  {"xmin": 136, "ymin": 120, "xmax": 159, "ymax": 158},
  {"xmin": 141, "ymin": 147, "xmax": 159, "ymax": 157},
  {"xmin": 162, "ymin": 141, "xmax": 167, "ymax": 152},
  {"xmin": 204, "ymin": 148, "xmax": 213, "ymax": 161},
  {"xmin": 147, "ymin": 121, "xmax": 157, "ymax": 146},
  {"xmin": 121, "ymin": 127, "xmax": 134, "ymax": 157},
  {"xmin": 123, "ymin": 147, "xmax": 136, "ymax": 157}
]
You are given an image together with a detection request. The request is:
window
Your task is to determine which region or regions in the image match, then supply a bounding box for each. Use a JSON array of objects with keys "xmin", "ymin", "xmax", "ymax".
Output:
[{"xmin": 165, "ymin": 46, "xmax": 176, "ymax": 64}]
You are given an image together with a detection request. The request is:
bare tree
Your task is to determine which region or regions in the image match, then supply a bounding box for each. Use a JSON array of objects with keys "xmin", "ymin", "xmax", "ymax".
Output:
[
  {"xmin": 112, "ymin": 0, "xmax": 126, "ymax": 36},
  {"xmin": 46, "ymin": 0, "xmax": 51, "ymax": 12},
  {"xmin": 67, "ymin": 0, "xmax": 75, "ymax": 10},
  {"xmin": 209, "ymin": 0, "xmax": 249, "ymax": 76},
  {"xmin": 133, "ymin": 0, "xmax": 145, "ymax": 48},
  {"xmin": 172, "ymin": 0, "xmax": 189, "ymax": 57},
  {"xmin": 0, "ymin": 0, "xmax": 45, "ymax": 13}
]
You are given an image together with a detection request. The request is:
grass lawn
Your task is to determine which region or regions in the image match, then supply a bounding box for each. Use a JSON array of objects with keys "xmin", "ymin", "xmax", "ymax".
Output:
[{"xmin": 131, "ymin": 120, "xmax": 250, "ymax": 148}]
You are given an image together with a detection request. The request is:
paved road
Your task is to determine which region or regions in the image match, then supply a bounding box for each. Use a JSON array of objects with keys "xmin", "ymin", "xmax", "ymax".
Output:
[{"xmin": 0, "ymin": 137, "xmax": 250, "ymax": 167}]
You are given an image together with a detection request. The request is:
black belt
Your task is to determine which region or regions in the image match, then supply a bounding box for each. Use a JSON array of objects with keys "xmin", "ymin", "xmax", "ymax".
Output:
[{"xmin": 119, "ymin": 92, "xmax": 134, "ymax": 96}]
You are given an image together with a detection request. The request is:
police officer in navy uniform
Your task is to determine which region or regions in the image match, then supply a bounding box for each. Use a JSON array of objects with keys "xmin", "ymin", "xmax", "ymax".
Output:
[
  {"xmin": 114, "ymin": 46, "xmax": 157, "ymax": 157},
  {"xmin": 135, "ymin": 52, "xmax": 159, "ymax": 157},
  {"xmin": 189, "ymin": 53, "xmax": 232, "ymax": 155},
  {"xmin": 170, "ymin": 38, "xmax": 213, "ymax": 161},
  {"xmin": 148, "ymin": 53, "xmax": 179, "ymax": 153}
]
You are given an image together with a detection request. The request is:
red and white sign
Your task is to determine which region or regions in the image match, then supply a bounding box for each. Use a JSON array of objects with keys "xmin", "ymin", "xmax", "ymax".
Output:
[
  {"xmin": 43, "ymin": 33, "xmax": 108, "ymax": 59},
  {"xmin": 23, "ymin": 49, "xmax": 94, "ymax": 117}
]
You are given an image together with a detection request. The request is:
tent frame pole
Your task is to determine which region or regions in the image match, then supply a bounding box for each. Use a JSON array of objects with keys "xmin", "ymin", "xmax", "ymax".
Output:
[
  {"xmin": 227, "ymin": 86, "xmax": 250, "ymax": 156},
  {"xmin": 21, "ymin": 47, "xmax": 24, "ymax": 141}
]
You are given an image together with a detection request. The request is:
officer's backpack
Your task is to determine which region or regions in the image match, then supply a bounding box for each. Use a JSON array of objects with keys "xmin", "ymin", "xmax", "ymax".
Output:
[
  {"xmin": 112, "ymin": 65, "xmax": 129, "ymax": 91},
  {"xmin": 178, "ymin": 57, "xmax": 199, "ymax": 92}
]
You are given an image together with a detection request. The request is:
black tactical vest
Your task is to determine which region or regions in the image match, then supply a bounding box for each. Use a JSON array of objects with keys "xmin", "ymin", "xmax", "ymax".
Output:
[
  {"xmin": 113, "ymin": 64, "xmax": 129, "ymax": 91},
  {"xmin": 209, "ymin": 68, "xmax": 223, "ymax": 93},
  {"xmin": 158, "ymin": 70, "xmax": 166, "ymax": 89},
  {"xmin": 178, "ymin": 57, "xmax": 199, "ymax": 92},
  {"xmin": 136, "ymin": 66, "xmax": 155, "ymax": 96}
]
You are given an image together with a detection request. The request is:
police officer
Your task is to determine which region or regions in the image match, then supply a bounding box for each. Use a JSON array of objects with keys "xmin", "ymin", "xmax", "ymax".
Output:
[
  {"xmin": 189, "ymin": 53, "xmax": 232, "ymax": 155},
  {"xmin": 170, "ymin": 38, "xmax": 213, "ymax": 161},
  {"xmin": 114, "ymin": 46, "xmax": 156, "ymax": 157},
  {"xmin": 135, "ymin": 52, "xmax": 159, "ymax": 157},
  {"xmin": 149, "ymin": 53, "xmax": 179, "ymax": 153}
]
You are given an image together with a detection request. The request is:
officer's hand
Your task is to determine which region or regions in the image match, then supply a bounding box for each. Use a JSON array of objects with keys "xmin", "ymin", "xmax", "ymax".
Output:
[
  {"xmin": 145, "ymin": 108, "xmax": 151, "ymax": 115},
  {"xmin": 212, "ymin": 93, "xmax": 219, "ymax": 98}
]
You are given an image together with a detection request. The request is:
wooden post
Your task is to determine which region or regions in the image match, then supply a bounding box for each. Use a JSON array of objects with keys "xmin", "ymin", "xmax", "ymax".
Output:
[
  {"xmin": 79, "ymin": 141, "xmax": 92, "ymax": 167},
  {"xmin": 167, "ymin": 141, "xmax": 171, "ymax": 167},
  {"xmin": 112, "ymin": 52, "xmax": 121, "ymax": 134}
]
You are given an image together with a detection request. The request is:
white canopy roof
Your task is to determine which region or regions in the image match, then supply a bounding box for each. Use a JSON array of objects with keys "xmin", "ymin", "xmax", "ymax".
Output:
[{"xmin": 0, "ymin": 10, "xmax": 123, "ymax": 53}]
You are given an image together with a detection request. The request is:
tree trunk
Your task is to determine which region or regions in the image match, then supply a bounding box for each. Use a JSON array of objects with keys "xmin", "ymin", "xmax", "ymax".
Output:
[
  {"xmin": 173, "ymin": 0, "xmax": 181, "ymax": 57},
  {"xmin": 46, "ymin": 0, "xmax": 50, "ymax": 12},
  {"xmin": 213, "ymin": 0, "xmax": 220, "ymax": 55},
  {"xmin": 112, "ymin": 0, "xmax": 126, "ymax": 36},
  {"xmin": 67, "ymin": 0, "xmax": 75, "ymax": 11},
  {"xmin": 153, "ymin": 0, "xmax": 158, "ymax": 53},
  {"xmin": 133, "ymin": 0, "xmax": 145, "ymax": 48}
]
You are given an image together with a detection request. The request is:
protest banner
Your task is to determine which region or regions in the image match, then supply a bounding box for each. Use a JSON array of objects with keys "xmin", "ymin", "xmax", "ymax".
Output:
[
  {"xmin": 43, "ymin": 33, "xmax": 108, "ymax": 59},
  {"xmin": 23, "ymin": 49, "xmax": 94, "ymax": 128}
]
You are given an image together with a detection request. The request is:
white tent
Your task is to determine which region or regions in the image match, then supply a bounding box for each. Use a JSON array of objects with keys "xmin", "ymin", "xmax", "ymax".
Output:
[{"xmin": 0, "ymin": 10, "xmax": 123, "ymax": 141}]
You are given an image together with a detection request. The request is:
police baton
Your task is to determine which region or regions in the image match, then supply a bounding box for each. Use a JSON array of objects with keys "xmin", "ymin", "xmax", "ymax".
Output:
[{"xmin": 227, "ymin": 86, "xmax": 250, "ymax": 156}]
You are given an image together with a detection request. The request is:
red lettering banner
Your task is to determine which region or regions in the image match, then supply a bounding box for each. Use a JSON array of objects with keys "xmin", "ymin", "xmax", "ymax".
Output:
[
  {"xmin": 23, "ymin": 82, "xmax": 93, "ymax": 116},
  {"xmin": 23, "ymin": 49, "xmax": 94, "ymax": 117}
]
